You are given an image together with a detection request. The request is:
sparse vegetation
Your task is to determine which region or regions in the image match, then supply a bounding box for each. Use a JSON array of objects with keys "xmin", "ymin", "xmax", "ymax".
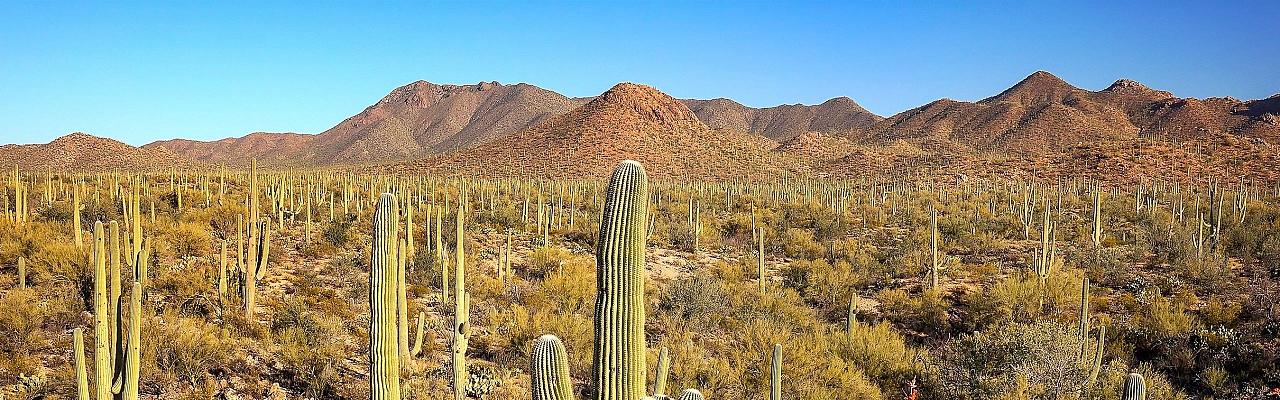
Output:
[{"xmin": 2, "ymin": 160, "xmax": 1279, "ymax": 400}]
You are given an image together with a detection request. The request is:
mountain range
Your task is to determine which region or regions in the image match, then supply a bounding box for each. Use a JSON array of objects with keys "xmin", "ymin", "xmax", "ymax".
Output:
[{"xmin": 5, "ymin": 71, "xmax": 1279, "ymax": 182}]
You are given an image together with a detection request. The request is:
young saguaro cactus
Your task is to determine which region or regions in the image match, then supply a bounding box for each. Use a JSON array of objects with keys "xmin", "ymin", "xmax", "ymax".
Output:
[
  {"xmin": 591, "ymin": 160, "xmax": 649, "ymax": 400},
  {"xmin": 653, "ymin": 346, "xmax": 670, "ymax": 398},
  {"xmin": 770, "ymin": 344, "xmax": 782, "ymax": 400},
  {"xmin": 678, "ymin": 389, "xmax": 706, "ymax": 400},
  {"xmin": 532, "ymin": 334, "xmax": 575, "ymax": 400},
  {"xmin": 369, "ymin": 193, "xmax": 402, "ymax": 400},
  {"xmin": 1121, "ymin": 372, "xmax": 1146, "ymax": 400}
]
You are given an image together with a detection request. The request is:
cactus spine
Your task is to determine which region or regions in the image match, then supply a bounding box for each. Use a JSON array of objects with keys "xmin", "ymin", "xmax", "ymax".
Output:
[
  {"xmin": 369, "ymin": 193, "xmax": 402, "ymax": 400},
  {"xmin": 1121, "ymin": 373, "xmax": 1146, "ymax": 400},
  {"xmin": 452, "ymin": 201, "xmax": 469, "ymax": 400},
  {"xmin": 591, "ymin": 160, "xmax": 649, "ymax": 400},
  {"xmin": 654, "ymin": 346, "xmax": 670, "ymax": 397},
  {"xmin": 678, "ymin": 389, "xmax": 705, "ymax": 400},
  {"xmin": 770, "ymin": 343, "xmax": 782, "ymax": 400},
  {"xmin": 532, "ymin": 334, "xmax": 575, "ymax": 400}
]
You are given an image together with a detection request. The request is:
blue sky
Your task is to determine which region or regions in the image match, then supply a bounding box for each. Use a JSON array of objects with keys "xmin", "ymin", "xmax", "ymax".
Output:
[{"xmin": 2, "ymin": 1, "xmax": 1278, "ymax": 146}]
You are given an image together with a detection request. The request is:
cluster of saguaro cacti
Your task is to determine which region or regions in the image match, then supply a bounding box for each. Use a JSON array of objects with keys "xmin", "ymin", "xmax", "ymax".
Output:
[{"xmin": 75, "ymin": 220, "xmax": 146, "ymax": 400}]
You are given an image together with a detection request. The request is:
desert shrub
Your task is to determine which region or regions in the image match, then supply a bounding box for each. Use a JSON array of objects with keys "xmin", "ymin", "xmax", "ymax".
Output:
[
  {"xmin": 0, "ymin": 288, "xmax": 47, "ymax": 381},
  {"xmin": 273, "ymin": 298, "xmax": 351, "ymax": 398},
  {"xmin": 835, "ymin": 321, "xmax": 926, "ymax": 395},
  {"xmin": 323, "ymin": 214, "xmax": 356, "ymax": 248},
  {"xmin": 155, "ymin": 221, "xmax": 213, "ymax": 259},
  {"xmin": 938, "ymin": 321, "xmax": 1095, "ymax": 400},
  {"xmin": 781, "ymin": 228, "xmax": 824, "ymax": 260},
  {"xmin": 147, "ymin": 313, "xmax": 236, "ymax": 387},
  {"xmin": 659, "ymin": 274, "xmax": 732, "ymax": 333},
  {"xmin": 878, "ymin": 288, "xmax": 951, "ymax": 336}
]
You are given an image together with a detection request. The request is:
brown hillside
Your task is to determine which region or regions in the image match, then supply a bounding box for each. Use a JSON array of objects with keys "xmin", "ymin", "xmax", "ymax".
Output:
[
  {"xmin": 868, "ymin": 71, "xmax": 1138, "ymax": 153},
  {"xmin": 145, "ymin": 132, "xmax": 314, "ymax": 167},
  {"xmin": 396, "ymin": 83, "xmax": 805, "ymax": 180},
  {"xmin": 869, "ymin": 71, "xmax": 1280, "ymax": 155},
  {"xmin": 151, "ymin": 81, "xmax": 583, "ymax": 166},
  {"xmin": 684, "ymin": 96, "xmax": 882, "ymax": 141},
  {"xmin": 0, "ymin": 132, "xmax": 191, "ymax": 171}
]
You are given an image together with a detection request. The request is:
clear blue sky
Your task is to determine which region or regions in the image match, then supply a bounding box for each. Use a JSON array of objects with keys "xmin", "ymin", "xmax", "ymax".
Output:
[{"xmin": 2, "ymin": 1, "xmax": 1278, "ymax": 146}]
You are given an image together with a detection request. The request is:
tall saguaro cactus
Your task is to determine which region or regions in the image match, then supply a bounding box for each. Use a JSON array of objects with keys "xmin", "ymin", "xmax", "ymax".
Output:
[
  {"xmin": 369, "ymin": 193, "xmax": 402, "ymax": 400},
  {"xmin": 532, "ymin": 334, "xmax": 575, "ymax": 400},
  {"xmin": 92, "ymin": 222, "xmax": 111, "ymax": 400},
  {"xmin": 452, "ymin": 201, "xmax": 469, "ymax": 400},
  {"xmin": 591, "ymin": 160, "xmax": 649, "ymax": 400},
  {"xmin": 929, "ymin": 206, "xmax": 941, "ymax": 289}
]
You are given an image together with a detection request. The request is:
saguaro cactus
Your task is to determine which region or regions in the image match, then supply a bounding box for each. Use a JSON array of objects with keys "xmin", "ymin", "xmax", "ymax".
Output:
[
  {"xmin": 73, "ymin": 328, "xmax": 88, "ymax": 400},
  {"xmin": 16, "ymin": 256, "xmax": 24, "ymax": 289},
  {"xmin": 591, "ymin": 160, "xmax": 649, "ymax": 400},
  {"xmin": 929, "ymin": 207, "xmax": 940, "ymax": 289},
  {"xmin": 678, "ymin": 389, "xmax": 705, "ymax": 400},
  {"xmin": 369, "ymin": 193, "xmax": 402, "ymax": 400},
  {"xmin": 654, "ymin": 346, "xmax": 670, "ymax": 397},
  {"xmin": 453, "ymin": 202, "xmax": 469, "ymax": 400},
  {"xmin": 85, "ymin": 221, "xmax": 144, "ymax": 400},
  {"xmin": 1121, "ymin": 373, "xmax": 1146, "ymax": 400},
  {"xmin": 532, "ymin": 334, "xmax": 575, "ymax": 400},
  {"xmin": 91, "ymin": 222, "xmax": 111, "ymax": 400},
  {"xmin": 1091, "ymin": 186, "xmax": 1103, "ymax": 249},
  {"xmin": 770, "ymin": 344, "xmax": 782, "ymax": 400},
  {"xmin": 757, "ymin": 227, "xmax": 766, "ymax": 293}
]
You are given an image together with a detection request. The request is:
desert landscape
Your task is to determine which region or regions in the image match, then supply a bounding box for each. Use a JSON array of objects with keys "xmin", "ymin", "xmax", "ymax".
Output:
[{"xmin": 3, "ymin": 2, "xmax": 1280, "ymax": 400}]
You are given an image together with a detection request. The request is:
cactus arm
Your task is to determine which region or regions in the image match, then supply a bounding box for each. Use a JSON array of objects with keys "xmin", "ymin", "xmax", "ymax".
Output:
[{"xmin": 654, "ymin": 346, "xmax": 670, "ymax": 397}]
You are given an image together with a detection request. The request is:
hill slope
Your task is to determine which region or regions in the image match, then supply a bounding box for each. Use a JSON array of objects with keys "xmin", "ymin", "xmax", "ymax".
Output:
[
  {"xmin": 866, "ymin": 71, "xmax": 1280, "ymax": 154},
  {"xmin": 683, "ymin": 96, "xmax": 882, "ymax": 141},
  {"xmin": 398, "ymin": 83, "xmax": 805, "ymax": 179},
  {"xmin": 0, "ymin": 132, "xmax": 191, "ymax": 171},
  {"xmin": 148, "ymin": 81, "xmax": 585, "ymax": 166}
]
